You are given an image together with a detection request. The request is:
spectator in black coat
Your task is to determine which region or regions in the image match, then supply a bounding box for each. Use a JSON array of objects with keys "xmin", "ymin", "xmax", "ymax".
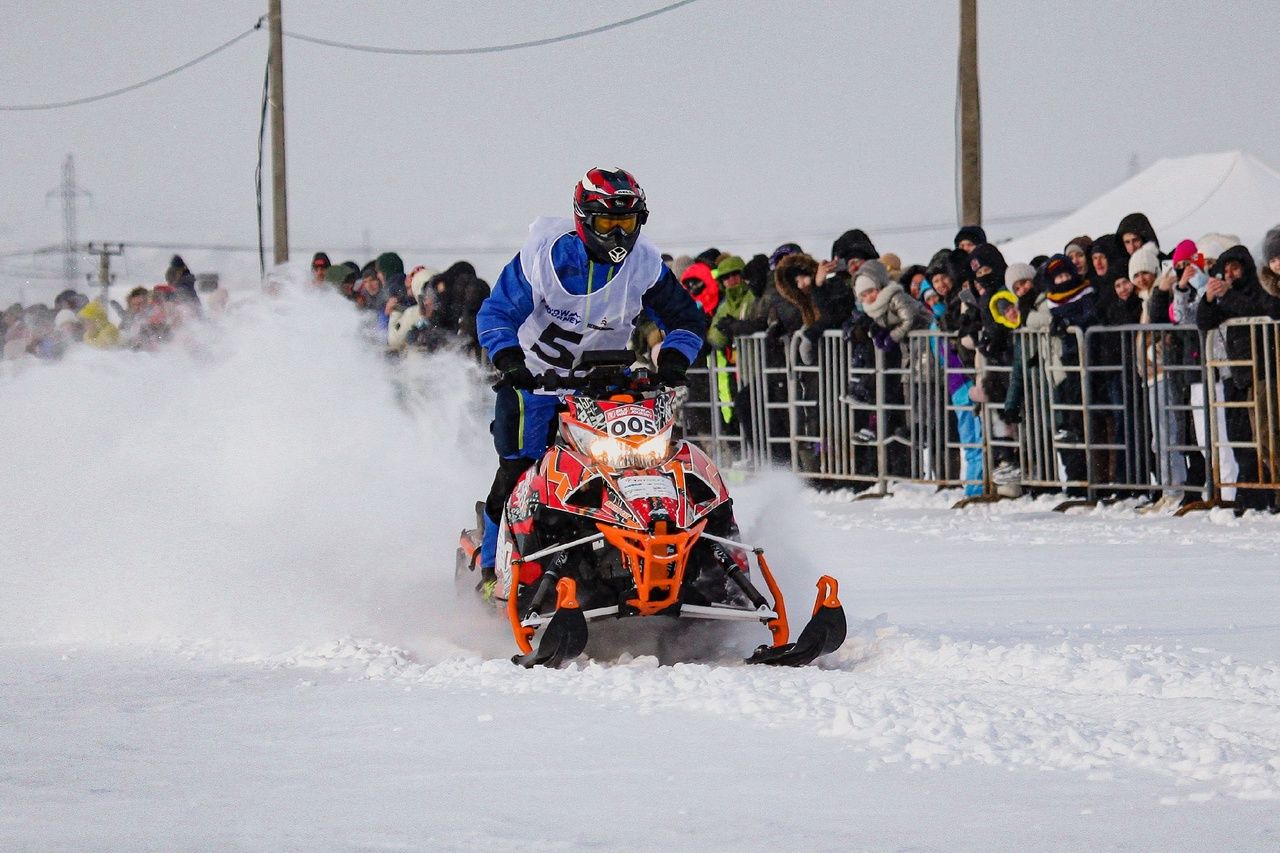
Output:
[
  {"xmin": 165, "ymin": 255, "xmax": 203, "ymax": 316},
  {"xmin": 438, "ymin": 261, "xmax": 491, "ymax": 357},
  {"xmin": 1196, "ymin": 245, "xmax": 1280, "ymax": 510}
]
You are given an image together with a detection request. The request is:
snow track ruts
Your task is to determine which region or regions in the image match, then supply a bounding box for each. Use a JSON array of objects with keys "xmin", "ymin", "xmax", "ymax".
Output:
[{"xmin": 260, "ymin": 623, "xmax": 1280, "ymax": 803}]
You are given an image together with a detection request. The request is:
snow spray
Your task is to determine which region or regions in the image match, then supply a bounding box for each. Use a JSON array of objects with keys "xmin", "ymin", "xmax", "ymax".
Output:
[{"xmin": 0, "ymin": 275, "xmax": 495, "ymax": 654}]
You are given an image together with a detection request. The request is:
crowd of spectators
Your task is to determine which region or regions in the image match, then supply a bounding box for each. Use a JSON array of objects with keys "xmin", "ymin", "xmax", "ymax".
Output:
[
  {"xmin": 1, "ymin": 249, "xmax": 493, "ymax": 363},
  {"xmin": 1, "ymin": 255, "xmax": 228, "ymax": 360},
  {"xmin": 667, "ymin": 216, "xmax": 1280, "ymax": 512},
  {"xmin": 307, "ymin": 251, "xmax": 490, "ymax": 358},
  {"xmin": 7, "ymin": 219, "xmax": 1279, "ymax": 510}
]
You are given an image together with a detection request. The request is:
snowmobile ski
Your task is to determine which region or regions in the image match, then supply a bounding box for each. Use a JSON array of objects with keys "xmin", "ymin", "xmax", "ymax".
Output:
[
  {"xmin": 512, "ymin": 578, "xmax": 588, "ymax": 668},
  {"xmin": 745, "ymin": 577, "xmax": 847, "ymax": 667}
]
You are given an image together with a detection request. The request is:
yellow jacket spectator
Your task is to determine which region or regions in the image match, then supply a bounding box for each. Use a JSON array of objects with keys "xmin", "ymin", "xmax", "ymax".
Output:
[{"xmin": 78, "ymin": 301, "xmax": 121, "ymax": 349}]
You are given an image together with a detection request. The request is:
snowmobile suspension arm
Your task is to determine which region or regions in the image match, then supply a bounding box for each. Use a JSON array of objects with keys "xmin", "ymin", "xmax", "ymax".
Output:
[
  {"xmin": 697, "ymin": 531, "xmax": 789, "ymax": 646},
  {"xmin": 518, "ymin": 532, "xmax": 605, "ymax": 564},
  {"xmin": 698, "ymin": 531, "xmax": 757, "ymax": 553}
]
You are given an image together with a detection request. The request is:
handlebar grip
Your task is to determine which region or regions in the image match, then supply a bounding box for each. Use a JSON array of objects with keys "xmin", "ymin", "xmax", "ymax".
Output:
[{"xmin": 535, "ymin": 370, "xmax": 562, "ymax": 391}]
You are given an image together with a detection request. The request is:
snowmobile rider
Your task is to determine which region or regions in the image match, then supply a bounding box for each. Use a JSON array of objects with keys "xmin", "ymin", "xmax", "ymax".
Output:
[{"xmin": 475, "ymin": 167, "xmax": 708, "ymax": 575}]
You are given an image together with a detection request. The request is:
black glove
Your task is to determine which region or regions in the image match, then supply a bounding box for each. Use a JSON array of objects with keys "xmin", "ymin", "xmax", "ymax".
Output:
[
  {"xmin": 491, "ymin": 347, "xmax": 535, "ymax": 390},
  {"xmin": 1000, "ymin": 407, "xmax": 1023, "ymax": 425},
  {"xmin": 656, "ymin": 348, "xmax": 691, "ymax": 387},
  {"xmin": 1048, "ymin": 315, "xmax": 1069, "ymax": 338},
  {"xmin": 715, "ymin": 316, "xmax": 740, "ymax": 337}
]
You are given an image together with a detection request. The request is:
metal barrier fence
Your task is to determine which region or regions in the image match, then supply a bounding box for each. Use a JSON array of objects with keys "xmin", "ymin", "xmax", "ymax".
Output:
[
  {"xmin": 1202, "ymin": 317, "xmax": 1280, "ymax": 510},
  {"xmin": 678, "ymin": 318, "xmax": 1280, "ymax": 511}
]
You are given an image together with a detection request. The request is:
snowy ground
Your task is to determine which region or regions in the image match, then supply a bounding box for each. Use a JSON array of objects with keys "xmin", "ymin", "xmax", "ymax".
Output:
[{"xmin": 3, "ymin": 289, "xmax": 1279, "ymax": 850}]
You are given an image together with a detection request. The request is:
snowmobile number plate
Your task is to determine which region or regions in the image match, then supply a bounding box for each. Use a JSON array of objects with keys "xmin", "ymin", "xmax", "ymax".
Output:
[
  {"xmin": 617, "ymin": 475, "xmax": 677, "ymax": 502},
  {"xmin": 604, "ymin": 405, "xmax": 659, "ymax": 437}
]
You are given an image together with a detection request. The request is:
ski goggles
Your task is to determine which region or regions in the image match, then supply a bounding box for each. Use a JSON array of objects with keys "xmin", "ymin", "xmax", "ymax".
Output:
[{"xmin": 587, "ymin": 212, "xmax": 641, "ymax": 236}]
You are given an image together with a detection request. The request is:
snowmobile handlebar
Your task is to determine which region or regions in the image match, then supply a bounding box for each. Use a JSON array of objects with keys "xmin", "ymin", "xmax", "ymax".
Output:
[
  {"xmin": 492, "ymin": 350, "xmax": 667, "ymax": 396},
  {"xmin": 530, "ymin": 367, "xmax": 655, "ymax": 395}
]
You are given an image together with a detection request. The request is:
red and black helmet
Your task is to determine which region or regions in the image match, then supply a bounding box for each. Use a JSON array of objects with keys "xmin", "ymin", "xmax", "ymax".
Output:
[{"xmin": 573, "ymin": 167, "xmax": 649, "ymax": 264}]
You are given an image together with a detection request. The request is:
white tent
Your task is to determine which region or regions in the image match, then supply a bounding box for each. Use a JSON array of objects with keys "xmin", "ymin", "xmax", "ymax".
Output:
[{"xmin": 998, "ymin": 151, "xmax": 1280, "ymax": 263}]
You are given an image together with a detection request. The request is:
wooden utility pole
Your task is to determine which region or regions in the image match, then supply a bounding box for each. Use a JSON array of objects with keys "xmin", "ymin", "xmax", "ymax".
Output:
[
  {"xmin": 86, "ymin": 242, "xmax": 123, "ymax": 309},
  {"xmin": 958, "ymin": 0, "xmax": 982, "ymax": 227},
  {"xmin": 268, "ymin": 0, "xmax": 289, "ymax": 264}
]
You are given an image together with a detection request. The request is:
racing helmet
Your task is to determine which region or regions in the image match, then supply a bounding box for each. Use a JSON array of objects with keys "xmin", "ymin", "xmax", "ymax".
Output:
[{"xmin": 573, "ymin": 167, "xmax": 649, "ymax": 264}]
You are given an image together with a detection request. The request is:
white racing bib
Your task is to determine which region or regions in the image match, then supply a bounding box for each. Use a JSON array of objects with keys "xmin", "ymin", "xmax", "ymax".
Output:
[{"xmin": 515, "ymin": 217, "xmax": 662, "ymax": 382}]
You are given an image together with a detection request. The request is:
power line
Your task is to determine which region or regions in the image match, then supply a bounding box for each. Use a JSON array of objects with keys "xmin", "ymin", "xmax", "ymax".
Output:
[
  {"xmin": 103, "ymin": 209, "xmax": 1073, "ymax": 256},
  {"xmin": 0, "ymin": 245, "xmax": 61, "ymax": 258},
  {"xmin": 282, "ymin": 0, "xmax": 700, "ymax": 56},
  {"xmin": 0, "ymin": 20, "xmax": 263, "ymax": 112}
]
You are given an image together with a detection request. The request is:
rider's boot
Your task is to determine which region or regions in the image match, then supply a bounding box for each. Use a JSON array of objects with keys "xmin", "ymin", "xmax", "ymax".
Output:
[{"xmin": 479, "ymin": 511, "xmax": 499, "ymax": 597}]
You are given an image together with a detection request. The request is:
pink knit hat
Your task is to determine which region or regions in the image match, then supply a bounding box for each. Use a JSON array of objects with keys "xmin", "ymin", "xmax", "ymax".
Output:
[{"xmin": 1171, "ymin": 239, "xmax": 1198, "ymax": 264}]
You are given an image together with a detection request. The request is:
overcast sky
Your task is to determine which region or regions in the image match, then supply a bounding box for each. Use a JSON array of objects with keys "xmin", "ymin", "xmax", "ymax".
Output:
[{"xmin": 3, "ymin": 0, "xmax": 1278, "ymax": 292}]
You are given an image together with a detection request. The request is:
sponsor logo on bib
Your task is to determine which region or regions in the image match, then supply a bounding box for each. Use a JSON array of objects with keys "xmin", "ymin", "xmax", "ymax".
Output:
[{"xmin": 541, "ymin": 299, "xmax": 581, "ymax": 326}]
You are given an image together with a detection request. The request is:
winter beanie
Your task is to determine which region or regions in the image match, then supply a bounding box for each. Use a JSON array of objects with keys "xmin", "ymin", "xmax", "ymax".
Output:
[
  {"xmin": 954, "ymin": 224, "xmax": 987, "ymax": 248},
  {"xmin": 1005, "ymin": 262, "xmax": 1037, "ymax": 288},
  {"xmin": 694, "ymin": 248, "xmax": 722, "ymax": 267},
  {"xmin": 925, "ymin": 248, "xmax": 954, "ymax": 278},
  {"xmin": 1064, "ymin": 235, "xmax": 1093, "ymax": 257},
  {"xmin": 853, "ymin": 259, "xmax": 890, "ymax": 297},
  {"xmin": 1264, "ymin": 226, "xmax": 1280, "ymax": 263},
  {"xmin": 879, "ymin": 253, "xmax": 902, "ymax": 280},
  {"xmin": 376, "ymin": 252, "xmax": 405, "ymax": 278},
  {"xmin": 1128, "ymin": 243, "xmax": 1160, "ymax": 279},
  {"xmin": 832, "ymin": 229, "xmax": 878, "ymax": 262},
  {"xmin": 768, "ymin": 243, "xmax": 802, "ymax": 270},
  {"xmin": 407, "ymin": 266, "xmax": 435, "ymax": 300},
  {"xmin": 712, "ymin": 255, "xmax": 746, "ymax": 279},
  {"xmin": 325, "ymin": 265, "xmax": 354, "ymax": 285},
  {"xmin": 1171, "ymin": 240, "xmax": 1199, "ymax": 265},
  {"xmin": 1043, "ymin": 254, "xmax": 1086, "ymax": 303}
]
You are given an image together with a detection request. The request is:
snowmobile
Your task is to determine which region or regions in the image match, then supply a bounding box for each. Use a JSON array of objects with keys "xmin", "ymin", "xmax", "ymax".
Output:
[{"xmin": 457, "ymin": 350, "xmax": 846, "ymax": 668}]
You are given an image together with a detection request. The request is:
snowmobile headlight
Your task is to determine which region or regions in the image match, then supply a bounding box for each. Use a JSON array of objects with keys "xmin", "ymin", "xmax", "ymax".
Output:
[
  {"xmin": 571, "ymin": 425, "xmax": 673, "ymax": 470},
  {"xmin": 623, "ymin": 426, "xmax": 674, "ymax": 468},
  {"xmin": 565, "ymin": 422, "xmax": 604, "ymax": 459}
]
